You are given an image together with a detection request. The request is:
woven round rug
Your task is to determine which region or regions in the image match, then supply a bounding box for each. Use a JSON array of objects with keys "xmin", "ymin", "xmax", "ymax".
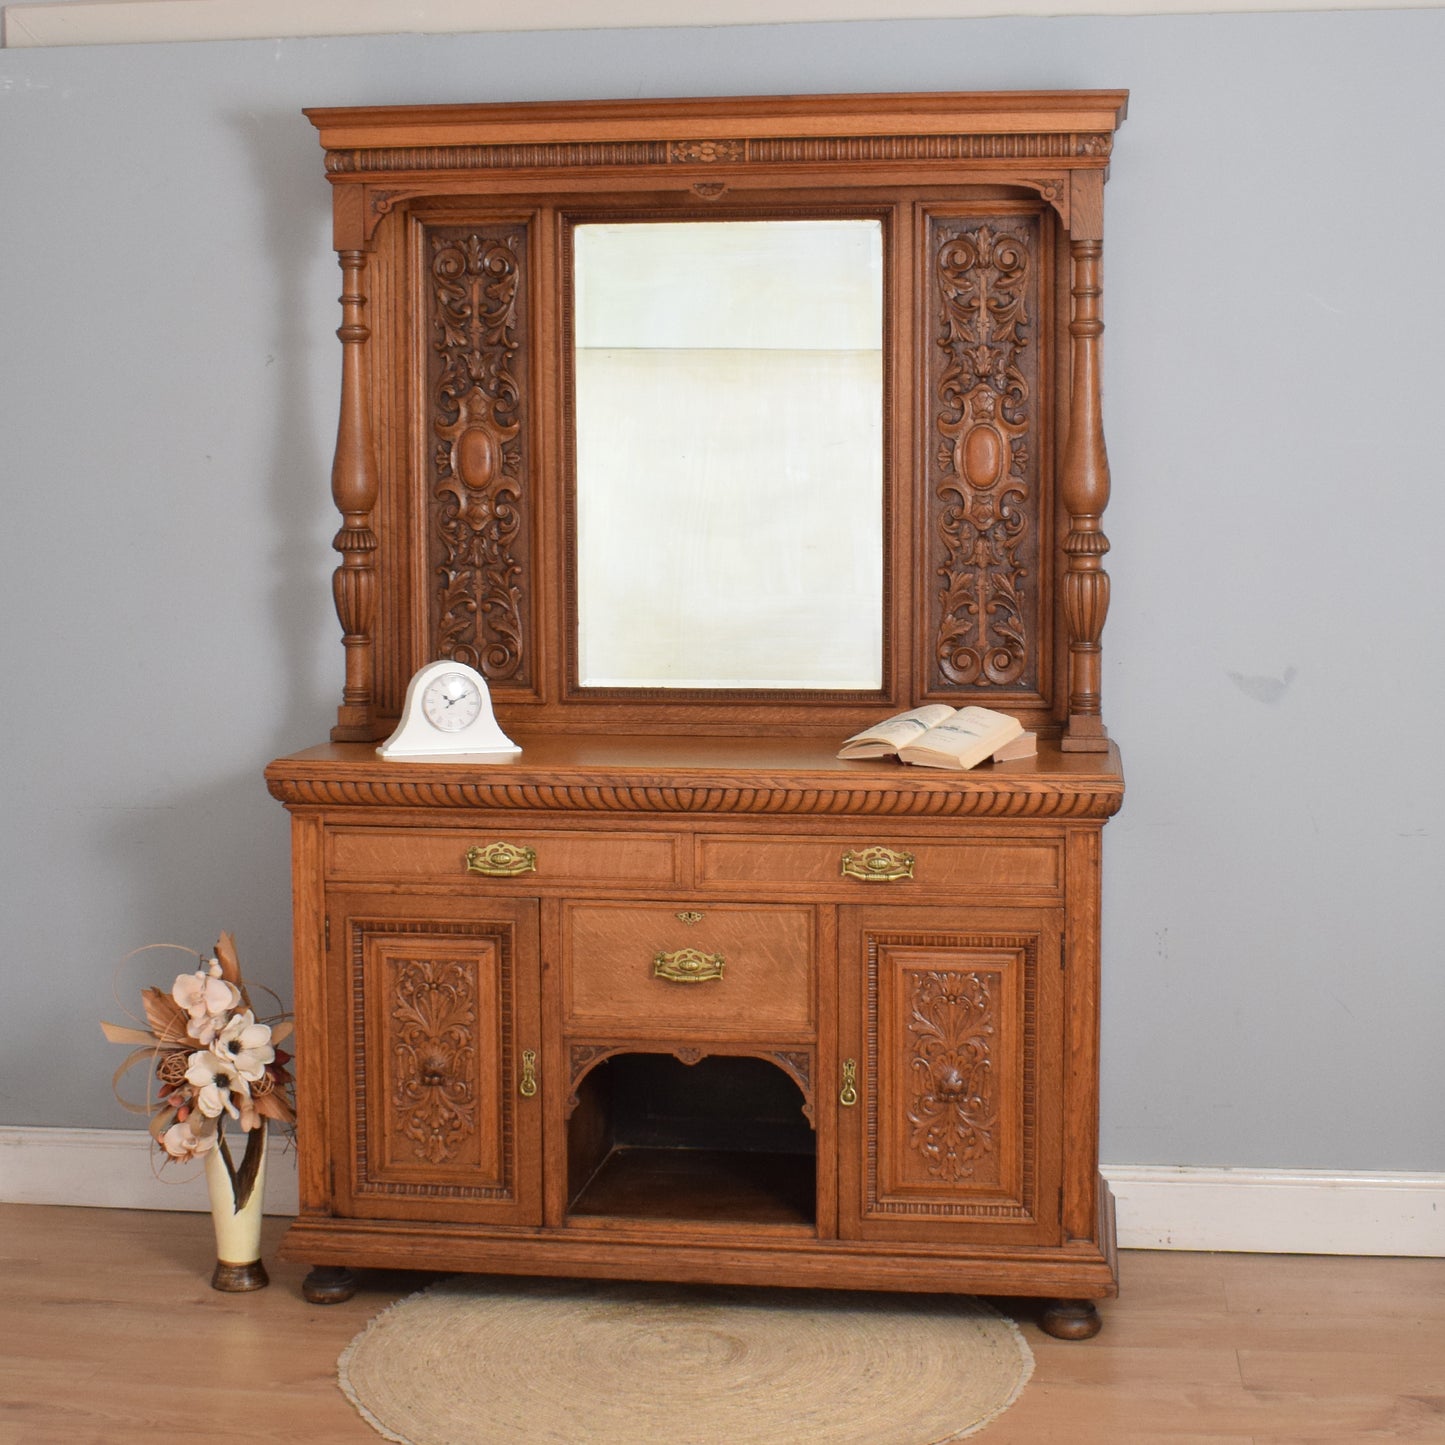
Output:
[{"xmin": 338, "ymin": 1276, "xmax": 1033, "ymax": 1444}]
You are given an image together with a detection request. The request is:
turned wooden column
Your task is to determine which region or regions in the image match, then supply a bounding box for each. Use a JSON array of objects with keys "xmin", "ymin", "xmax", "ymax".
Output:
[
  {"xmin": 1060, "ymin": 220, "xmax": 1113, "ymax": 753},
  {"xmin": 329, "ymin": 246, "xmax": 380, "ymax": 741}
]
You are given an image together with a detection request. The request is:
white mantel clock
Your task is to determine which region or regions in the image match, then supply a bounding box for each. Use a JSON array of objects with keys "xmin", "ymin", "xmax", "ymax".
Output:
[{"xmin": 377, "ymin": 660, "xmax": 521, "ymax": 762}]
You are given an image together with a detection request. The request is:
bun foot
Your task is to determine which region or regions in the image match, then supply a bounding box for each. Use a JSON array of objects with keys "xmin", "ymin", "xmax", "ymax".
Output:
[
  {"xmin": 302, "ymin": 1264, "xmax": 357, "ymax": 1305},
  {"xmin": 1039, "ymin": 1298, "xmax": 1103, "ymax": 1339}
]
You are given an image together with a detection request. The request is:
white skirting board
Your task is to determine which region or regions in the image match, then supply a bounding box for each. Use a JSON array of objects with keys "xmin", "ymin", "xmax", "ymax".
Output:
[
  {"xmin": 1103, "ymin": 1164, "xmax": 1445, "ymax": 1256},
  {"xmin": 1, "ymin": 1127, "xmax": 1442, "ymax": 1255},
  {"xmin": 0, "ymin": 1126, "xmax": 300, "ymax": 1217}
]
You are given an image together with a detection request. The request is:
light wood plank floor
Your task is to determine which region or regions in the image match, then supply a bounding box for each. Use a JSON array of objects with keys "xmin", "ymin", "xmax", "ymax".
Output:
[{"xmin": 2, "ymin": 1204, "xmax": 1442, "ymax": 1443}]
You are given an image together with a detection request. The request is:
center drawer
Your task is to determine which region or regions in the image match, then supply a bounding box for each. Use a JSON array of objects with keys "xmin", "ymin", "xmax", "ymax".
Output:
[{"xmin": 562, "ymin": 903, "xmax": 814, "ymax": 1038}]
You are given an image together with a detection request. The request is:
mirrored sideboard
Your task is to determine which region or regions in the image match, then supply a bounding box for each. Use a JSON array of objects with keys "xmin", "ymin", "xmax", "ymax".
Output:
[{"xmin": 270, "ymin": 90, "xmax": 1128, "ymax": 1339}]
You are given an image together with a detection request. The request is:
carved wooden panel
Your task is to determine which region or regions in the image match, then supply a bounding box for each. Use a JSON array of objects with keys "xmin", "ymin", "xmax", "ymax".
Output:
[
  {"xmin": 901, "ymin": 968, "xmax": 1002, "ymax": 1185},
  {"xmin": 389, "ymin": 954, "xmax": 486, "ymax": 1168},
  {"xmin": 845, "ymin": 911, "xmax": 1062, "ymax": 1242},
  {"xmin": 925, "ymin": 212, "xmax": 1045, "ymax": 700},
  {"xmin": 343, "ymin": 905, "xmax": 541, "ymax": 1223},
  {"xmin": 425, "ymin": 224, "xmax": 532, "ymax": 686},
  {"xmin": 869, "ymin": 933, "xmax": 1030, "ymax": 1216}
]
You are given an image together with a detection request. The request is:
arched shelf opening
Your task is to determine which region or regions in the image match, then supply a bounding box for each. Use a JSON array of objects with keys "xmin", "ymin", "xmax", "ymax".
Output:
[{"xmin": 566, "ymin": 1050, "xmax": 816, "ymax": 1231}]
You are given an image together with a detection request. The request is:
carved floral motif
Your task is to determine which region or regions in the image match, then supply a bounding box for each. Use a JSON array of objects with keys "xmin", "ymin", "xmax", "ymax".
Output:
[
  {"xmin": 390, "ymin": 958, "xmax": 478, "ymax": 1164},
  {"xmin": 929, "ymin": 219, "xmax": 1039, "ymax": 691},
  {"xmin": 429, "ymin": 228, "xmax": 529, "ymax": 682},
  {"xmin": 770, "ymin": 1050, "xmax": 815, "ymax": 1124},
  {"xmin": 770, "ymin": 1050, "xmax": 812, "ymax": 1093},
  {"xmin": 669, "ymin": 139, "xmax": 745, "ymax": 163},
  {"xmin": 904, "ymin": 969, "xmax": 997, "ymax": 1181}
]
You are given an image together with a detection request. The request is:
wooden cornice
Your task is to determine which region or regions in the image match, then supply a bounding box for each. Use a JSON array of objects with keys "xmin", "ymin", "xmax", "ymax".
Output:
[{"xmin": 305, "ymin": 91, "xmax": 1128, "ymax": 187}]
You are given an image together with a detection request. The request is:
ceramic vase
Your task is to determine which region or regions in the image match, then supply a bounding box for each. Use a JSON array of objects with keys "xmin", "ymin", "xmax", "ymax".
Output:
[{"xmin": 204, "ymin": 1126, "xmax": 269, "ymax": 1291}]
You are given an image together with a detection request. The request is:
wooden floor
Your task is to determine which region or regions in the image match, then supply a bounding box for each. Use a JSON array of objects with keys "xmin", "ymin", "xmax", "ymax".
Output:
[{"xmin": 2, "ymin": 1204, "xmax": 1442, "ymax": 1443}]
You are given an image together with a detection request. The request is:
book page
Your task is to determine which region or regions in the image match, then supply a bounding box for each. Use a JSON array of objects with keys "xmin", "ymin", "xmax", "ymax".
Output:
[
  {"xmin": 897, "ymin": 706, "xmax": 1022, "ymax": 769},
  {"xmin": 837, "ymin": 704, "xmax": 956, "ymax": 758}
]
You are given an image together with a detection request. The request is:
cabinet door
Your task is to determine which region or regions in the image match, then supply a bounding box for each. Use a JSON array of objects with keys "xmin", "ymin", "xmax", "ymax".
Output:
[
  {"xmin": 329, "ymin": 894, "xmax": 542, "ymax": 1224},
  {"xmin": 838, "ymin": 906, "xmax": 1062, "ymax": 1245}
]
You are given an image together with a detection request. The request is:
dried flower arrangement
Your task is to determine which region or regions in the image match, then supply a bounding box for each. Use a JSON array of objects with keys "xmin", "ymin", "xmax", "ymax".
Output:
[{"xmin": 101, "ymin": 931, "xmax": 295, "ymax": 1211}]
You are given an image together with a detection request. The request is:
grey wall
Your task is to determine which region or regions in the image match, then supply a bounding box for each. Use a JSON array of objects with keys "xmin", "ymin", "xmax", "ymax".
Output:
[{"xmin": 2, "ymin": 13, "xmax": 1442, "ymax": 1171}]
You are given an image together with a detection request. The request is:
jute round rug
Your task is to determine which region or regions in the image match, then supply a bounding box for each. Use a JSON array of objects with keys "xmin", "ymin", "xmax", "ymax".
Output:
[{"xmin": 339, "ymin": 1276, "xmax": 1033, "ymax": 1444}]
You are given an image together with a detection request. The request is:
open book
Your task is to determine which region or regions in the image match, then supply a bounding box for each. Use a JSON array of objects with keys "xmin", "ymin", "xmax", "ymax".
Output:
[{"xmin": 837, "ymin": 705, "xmax": 1032, "ymax": 770}]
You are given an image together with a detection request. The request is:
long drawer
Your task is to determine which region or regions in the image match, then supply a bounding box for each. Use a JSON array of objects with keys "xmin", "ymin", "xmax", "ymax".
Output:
[
  {"xmin": 695, "ymin": 833, "xmax": 1064, "ymax": 900},
  {"xmin": 325, "ymin": 827, "xmax": 681, "ymax": 889},
  {"xmin": 562, "ymin": 902, "xmax": 814, "ymax": 1038}
]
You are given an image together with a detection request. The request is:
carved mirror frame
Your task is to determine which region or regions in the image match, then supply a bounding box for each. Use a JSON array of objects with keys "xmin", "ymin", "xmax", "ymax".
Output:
[{"xmin": 305, "ymin": 90, "xmax": 1126, "ymax": 749}]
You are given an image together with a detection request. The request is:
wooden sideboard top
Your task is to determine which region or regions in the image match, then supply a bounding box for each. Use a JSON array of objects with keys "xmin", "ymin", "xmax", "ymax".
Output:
[{"xmin": 265, "ymin": 735, "xmax": 1122, "ymax": 819}]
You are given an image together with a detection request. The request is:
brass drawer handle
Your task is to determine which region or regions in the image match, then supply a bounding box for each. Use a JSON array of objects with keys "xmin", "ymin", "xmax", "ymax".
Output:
[
  {"xmin": 518, "ymin": 1049, "xmax": 538, "ymax": 1098},
  {"xmin": 839, "ymin": 1059, "xmax": 859, "ymax": 1107},
  {"xmin": 840, "ymin": 846, "xmax": 914, "ymax": 883},
  {"xmin": 465, "ymin": 842, "xmax": 537, "ymax": 877},
  {"xmin": 653, "ymin": 948, "xmax": 725, "ymax": 984}
]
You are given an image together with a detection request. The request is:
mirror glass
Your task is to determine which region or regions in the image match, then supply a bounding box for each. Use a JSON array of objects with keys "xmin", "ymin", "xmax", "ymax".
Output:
[{"xmin": 574, "ymin": 219, "xmax": 884, "ymax": 689}]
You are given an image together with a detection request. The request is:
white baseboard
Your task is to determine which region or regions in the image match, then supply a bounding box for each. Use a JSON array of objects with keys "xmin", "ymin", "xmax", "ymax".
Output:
[
  {"xmin": 2, "ymin": 1129, "xmax": 1441, "ymax": 1255},
  {"xmin": 0, "ymin": 1126, "xmax": 299, "ymax": 1216},
  {"xmin": 1102, "ymin": 1163, "xmax": 1445, "ymax": 1256}
]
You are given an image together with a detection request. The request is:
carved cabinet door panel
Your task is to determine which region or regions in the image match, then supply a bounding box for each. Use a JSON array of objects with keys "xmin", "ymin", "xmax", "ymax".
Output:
[
  {"xmin": 837, "ymin": 906, "xmax": 1063, "ymax": 1246},
  {"xmin": 328, "ymin": 893, "xmax": 543, "ymax": 1224}
]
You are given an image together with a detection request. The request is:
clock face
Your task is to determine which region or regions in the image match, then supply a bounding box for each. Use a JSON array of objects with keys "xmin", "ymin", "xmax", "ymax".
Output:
[{"xmin": 421, "ymin": 671, "xmax": 484, "ymax": 732}]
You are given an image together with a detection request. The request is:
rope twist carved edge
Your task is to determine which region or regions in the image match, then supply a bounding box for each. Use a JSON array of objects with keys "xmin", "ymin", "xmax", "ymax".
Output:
[{"xmin": 267, "ymin": 777, "xmax": 1123, "ymax": 818}]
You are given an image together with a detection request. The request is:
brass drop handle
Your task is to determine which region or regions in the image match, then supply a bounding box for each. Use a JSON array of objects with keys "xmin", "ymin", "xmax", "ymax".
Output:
[
  {"xmin": 840, "ymin": 846, "xmax": 915, "ymax": 883},
  {"xmin": 518, "ymin": 1049, "xmax": 538, "ymax": 1098},
  {"xmin": 466, "ymin": 842, "xmax": 537, "ymax": 878},
  {"xmin": 654, "ymin": 949, "xmax": 725, "ymax": 984},
  {"xmin": 839, "ymin": 1059, "xmax": 859, "ymax": 1108}
]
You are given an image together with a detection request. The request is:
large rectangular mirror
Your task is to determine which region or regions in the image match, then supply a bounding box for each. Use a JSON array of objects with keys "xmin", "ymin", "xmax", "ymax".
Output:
[{"xmin": 573, "ymin": 218, "xmax": 884, "ymax": 691}]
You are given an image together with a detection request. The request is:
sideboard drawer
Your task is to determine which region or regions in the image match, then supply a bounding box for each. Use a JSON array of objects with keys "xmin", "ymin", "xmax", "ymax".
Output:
[
  {"xmin": 563, "ymin": 903, "xmax": 814, "ymax": 1037},
  {"xmin": 325, "ymin": 827, "xmax": 681, "ymax": 888},
  {"xmin": 696, "ymin": 834, "xmax": 1064, "ymax": 899}
]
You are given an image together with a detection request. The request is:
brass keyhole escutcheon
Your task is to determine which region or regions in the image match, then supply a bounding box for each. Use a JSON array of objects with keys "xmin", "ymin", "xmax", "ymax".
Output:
[
  {"xmin": 839, "ymin": 1058, "xmax": 859, "ymax": 1108},
  {"xmin": 519, "ymin": 1049, "xmax": 538, "ymax": 1098}
]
